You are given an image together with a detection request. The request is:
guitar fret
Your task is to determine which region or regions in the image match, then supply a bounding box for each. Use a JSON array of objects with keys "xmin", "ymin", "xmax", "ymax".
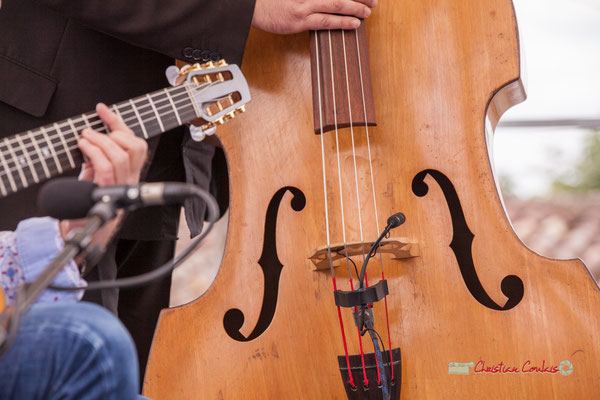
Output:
[
  {"xmin": 28, "ymin": 130, "xmax": 51, "ymax": 179},
  {"xmin": 4, "ymin": 140, "xmax": 27, "ymax": 188},
  {"xmin": 183, "ymin": 84, "xmax": 201, "ymax": 118},
  {"xmin": 67, "ymin": 118, "xmax": 81, "ymax": 140},
  {"xmin": 70, "ymin": 118, "xmax": 91, "ymax": 140},
  {"xmin": 54, "ymin": 123, "xmax": 76, "ymax": 169},
  {"xmin": 16, "ymin": 135, "xmax": 39, "ymax": 184},
  {"xmin": 129, "ymin": 99, "xmax": 148, "ymax": 138},
  {"xmin": 0, "ymin": 143, "xmax": 17, "ymax": 192},
  {"xmin": 147, "ymin": 94, "xmax": 165, "ymax": 132},
  {"xmin": 0, "ymin": 76, "xmax": 244, "ymax": 200},
  {"xmin": 164, "ymin": 88, "xmax": 183, "ymax": 126},
  {"xmin": 81, "ymin": 114, "xmax": 92, "ymax": 129},
  {"xmin": 40, "ymin": 126, "xmax": 63, "ymax": 174},
  {"xmin": 115, "ymin": 102, "xmax": 137, "ymax": 131},
  {"xmin": 0, "ymin": 171, "xmax": 7, "ymax": 196},
  {"xmin": 112, "ymin": 104, "xmax": 123, "ymax": 122},
  {"xmin": 12, "ymin": 136, "xmax": 38, "ymax": 187}
]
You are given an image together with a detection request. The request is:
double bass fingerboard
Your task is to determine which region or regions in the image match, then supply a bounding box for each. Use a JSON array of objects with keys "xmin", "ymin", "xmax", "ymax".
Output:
[
  {"xmin": 310, "ymin": 25, "xmax": 377, "ymax": 134},
  {"xmin": 0, "ymin": 84, "xmax": 199, "ymax": 198}
]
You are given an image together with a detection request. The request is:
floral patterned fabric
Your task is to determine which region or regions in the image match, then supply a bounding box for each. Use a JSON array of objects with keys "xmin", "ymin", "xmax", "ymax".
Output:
[{"xmin": 0, "ymin": 217, "xmax": 85, "ymax": 306}]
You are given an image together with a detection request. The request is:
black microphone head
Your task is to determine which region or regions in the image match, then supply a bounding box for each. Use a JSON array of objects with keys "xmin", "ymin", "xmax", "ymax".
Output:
[
  {"xmin": 38, "ymin": 178, "xmax": 98, "ymax": 220},
  {"xmin": 387, "ymin": 212, "xmax": 406, "ymax": 229}
]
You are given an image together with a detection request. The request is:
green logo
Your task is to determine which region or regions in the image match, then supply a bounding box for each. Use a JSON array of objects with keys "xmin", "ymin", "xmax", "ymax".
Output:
[
  {"xmin": 558, "ymin": 360, "xmax": 573, "ymax": 376},
  {"xmin": 448, "ymin": 361, "xmax": 474, "ymax": 375}
]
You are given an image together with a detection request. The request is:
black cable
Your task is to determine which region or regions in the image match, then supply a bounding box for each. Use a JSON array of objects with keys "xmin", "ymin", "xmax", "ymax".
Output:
[
  {"xmin": 364, "ymin": 327, "xmax": 389, "ymax": 372},
  {"xmin": 49, "ymin": 185, "xmax": 219, "ymax": 291},
  {"xmin": 358, "ymin": 225, "xmax": 391, "ymax": 289},
  {"xmin": 364, "ymin": 326, "xmax": 391, "ymax": 399},
  {"xmin": 357, "ymin": 212, "xmax": 405, "ymax": 289},
  {"xmin": 335, "ymin": 249, "xmax": 360, "ymax": 281}
]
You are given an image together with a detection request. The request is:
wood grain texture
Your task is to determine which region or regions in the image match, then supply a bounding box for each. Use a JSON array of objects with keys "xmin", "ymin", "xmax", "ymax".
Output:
[{"xmin": 145, "ymin": 1, "xmax": 600, "ymax": 398}]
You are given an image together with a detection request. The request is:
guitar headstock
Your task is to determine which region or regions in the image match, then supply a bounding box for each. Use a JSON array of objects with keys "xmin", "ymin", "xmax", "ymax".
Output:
[{"xmin": 179, "ymin": 60, "xmax": 250, "ymax": 132}]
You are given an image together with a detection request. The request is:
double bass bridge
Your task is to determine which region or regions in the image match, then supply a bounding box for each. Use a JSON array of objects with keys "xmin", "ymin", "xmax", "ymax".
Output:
[{"xmin": 308, "ymin": 237, "xmax": 420, "ymax": 271}]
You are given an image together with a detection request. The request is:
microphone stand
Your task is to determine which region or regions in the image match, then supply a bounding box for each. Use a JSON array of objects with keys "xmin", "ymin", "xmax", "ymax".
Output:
[{"xmin": 0, "ymin": 200, "xmax": 117, "ymax": 357}]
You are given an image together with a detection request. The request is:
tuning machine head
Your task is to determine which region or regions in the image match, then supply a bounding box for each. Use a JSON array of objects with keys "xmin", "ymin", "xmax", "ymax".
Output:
[{"xmin": 167, "ymin": 60, "xmax": 250, "ymax": 142}]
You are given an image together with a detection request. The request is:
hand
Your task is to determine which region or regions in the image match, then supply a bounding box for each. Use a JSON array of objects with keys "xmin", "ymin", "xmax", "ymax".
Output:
[
  {"xmin": 60, "ymin": 103, "xmax": 148, "ymax": 240},
  {"xmin": 78, "ymin": 103, "xmax": 148, "ymax": 186},
  {"xmin": 252, "ymin": 0, "xmax": 378, "ymax": 34}
]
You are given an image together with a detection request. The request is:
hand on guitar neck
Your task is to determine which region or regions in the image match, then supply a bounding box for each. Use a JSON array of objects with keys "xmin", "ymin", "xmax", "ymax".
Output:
[
  {"xmin": 252, "ymin": 0, "xmax": 377, "ymax": 34},
  {"xmin": 59, "ymin": 103, "xmax": 148, "ymax": 245},
  {"xmin": 0, "ymin": 102, "xmax": 148, "ymax": 310}
]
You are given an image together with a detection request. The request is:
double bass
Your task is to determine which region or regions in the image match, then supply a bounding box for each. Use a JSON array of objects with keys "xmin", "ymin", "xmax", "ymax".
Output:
[{"xmin": 144, "ymin": 0, "xmax": 600, "ymax": 397}]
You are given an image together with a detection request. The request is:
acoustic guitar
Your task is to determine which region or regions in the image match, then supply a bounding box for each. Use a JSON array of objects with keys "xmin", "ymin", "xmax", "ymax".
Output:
[
  {"xmin": 0, "ymin": 61, "xmax": 248, "ymax": 200},
  {"xmin": 0, "ymin": 61, "xmax": 248, "ymax": 311}
]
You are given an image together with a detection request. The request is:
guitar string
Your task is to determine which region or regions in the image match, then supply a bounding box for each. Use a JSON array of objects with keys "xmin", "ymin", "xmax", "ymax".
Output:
[
  {"xmin": 0, "ymin": 80, "xmax": 226, "ymax": 182},
  {"xmin": 0, "ymin": 84, "xmax": 194, "ymax": 152},
  {"xmin": 0, "ymin": 110, "xmax": 189, "ymax": 189},
  {"xmin": 328, "ymin": 29, "xmax": 370, "ymax": 387},
  {"xmin": 0, "ymin": 100, "xmax": 195, "ymax": 182},
  {"xmin": 354, "ymin": 25, "xmax": 396, "ymax": 381},
  {"xmin": 0, "ymin": 76, "xmax": 227, "ymax": 164},
  {"xmin": 0, "ymin": 91, "xmax": 192, "ymax": 161},
  {"xmin": 315, "ymin": 31, "xmax": 356, "ymax": 389},
  {"xmin": 0, "ymin": 113, "xmax": 186, "ymax": 182},
  {"xmin": 0, "ymin": 89, "xmax": 192, "ymax": 175},
  {"xmin": 0, "ymin": 106, "xmax": 202, "ymax": 187}
]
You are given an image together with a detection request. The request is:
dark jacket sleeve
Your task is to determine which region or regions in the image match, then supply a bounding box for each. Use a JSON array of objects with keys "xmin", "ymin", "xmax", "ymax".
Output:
[{"xmin": 36, "ymin": 0, "xmax": 256, "ymax": 65}]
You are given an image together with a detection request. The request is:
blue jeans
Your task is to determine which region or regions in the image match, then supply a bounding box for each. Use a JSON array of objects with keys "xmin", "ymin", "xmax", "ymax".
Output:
[{"xmin": 0, "ymin": 302, "xmax": 146, "ymax": 399}]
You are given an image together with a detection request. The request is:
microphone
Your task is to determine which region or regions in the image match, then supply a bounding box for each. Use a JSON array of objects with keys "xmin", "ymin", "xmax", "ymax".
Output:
[
  {"xmin": 38, "ymin": 178, "xmax": 197, "ymax": 220},
  {"xmin": 386, "ymin": 212, "xmax": 406, "ymax": 228}
]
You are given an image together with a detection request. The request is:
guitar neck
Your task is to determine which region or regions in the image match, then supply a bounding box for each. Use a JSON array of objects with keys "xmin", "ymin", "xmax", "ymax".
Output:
[{"xmin": 0, "ymin": 84, "xmax": 199, "ymax": 198}]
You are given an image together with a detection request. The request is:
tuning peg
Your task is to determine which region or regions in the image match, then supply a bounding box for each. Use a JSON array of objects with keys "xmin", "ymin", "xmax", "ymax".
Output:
[
  {"xmin": 165, "ymin": 66, "xmax": 180, "ymax": 86},
  {"xmin": 189, "ymin": 124, "xmax": 217, "ymax": 142},
  {"xmin": 165, "ymin": 64, "xmax": 195, "ymax": 86}
]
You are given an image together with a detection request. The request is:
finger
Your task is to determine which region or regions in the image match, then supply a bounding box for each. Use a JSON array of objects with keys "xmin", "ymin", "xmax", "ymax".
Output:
[
  {"xmin": 107, "ymin": 130, "xmax": 148, "ymax": 179},
  {"xmin": 81, "ymin": 129, "xmax": 131, "ymax": 184},
  {"xmin": 96, "ymin": 103, "xmax": 131, "ymax": 134},
  {"xmin": 313, "ymin": 0, "xmax": 371, "ymax": 19},
  {"xmin": 78, "ymin": 162, "xmax": 94, "ymax": 182},
  {"xmin": 77, "ymin": 137, "xmax": 116, "ymax": 186},
  {"xmin": 352, "ymin": 0, "xmax": 378, "ymax": 9},
  {"xmin": 303, "ymin": 13, "xmax": 361, "ymax": 31}
]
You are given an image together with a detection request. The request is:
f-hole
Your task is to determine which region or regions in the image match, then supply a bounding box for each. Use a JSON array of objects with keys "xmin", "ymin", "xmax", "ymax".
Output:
[
  {"xmin": 223, "ymin": 186, "xmax": 306, "ymax": 342},
  {"xmin": 412, "ymin": 169, "xmax": 524, "ymax": 311}
]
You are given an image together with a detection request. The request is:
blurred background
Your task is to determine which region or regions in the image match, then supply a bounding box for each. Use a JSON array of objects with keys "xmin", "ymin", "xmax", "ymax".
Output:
[
  {"xmin": 171, "ymin": 0, "xmax": 600, "ymax": 306},
  {"xmin": 495, "ymin": 0, "xmax": 600, "ymax": 280}
]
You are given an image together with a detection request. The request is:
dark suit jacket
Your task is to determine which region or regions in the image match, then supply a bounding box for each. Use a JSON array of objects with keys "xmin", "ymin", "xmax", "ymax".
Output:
[{"xmin": 0, "ymin": 0, "xmax": 254, "ymax": 237}]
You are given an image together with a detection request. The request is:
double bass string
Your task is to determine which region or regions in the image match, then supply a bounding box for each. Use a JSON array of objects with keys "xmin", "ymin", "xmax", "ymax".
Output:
[
  {"xmin": 327, "ymin": 30, "xmax": 355, "ymax": 286},
  {"xmin": 341, "ymin": 28, "xmax": 386, "ymax": 384},
  {"xmin": 341, "ymin": 29, "xmax": 370, "ymax": 269},
  {"xmin": 327, "ymin": 29, "xmax": 374, "ymax": 386},
  {"xmin": 345, "ymin": 25, "xmax": 394, "ymax": 388},
  {"xmin": 314, "ymin": 31, "xmax": 356, "ymax": 389},
  {"xmin": 342, "ymin": 31, "xmax": 369, "ymax": 286},
  {"xmin": 354, "ymin": 26, "xmax": 396, "ymax": 380}
]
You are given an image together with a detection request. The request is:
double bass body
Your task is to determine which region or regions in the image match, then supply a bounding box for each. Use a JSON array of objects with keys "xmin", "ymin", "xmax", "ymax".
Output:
[{"xmin": 145, "ymin": 0, "xmax": 600, "ymax": 397}]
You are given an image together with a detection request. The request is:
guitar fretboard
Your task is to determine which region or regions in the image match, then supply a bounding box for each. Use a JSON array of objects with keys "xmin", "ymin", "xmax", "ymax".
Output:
[{"xmin": 0, "ymin": 84, "xmax": 200, "ymax": 197}]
